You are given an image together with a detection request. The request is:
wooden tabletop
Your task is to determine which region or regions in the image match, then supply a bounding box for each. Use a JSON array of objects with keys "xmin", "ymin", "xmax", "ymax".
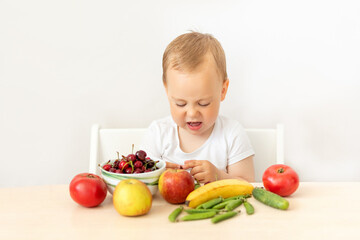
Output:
[{"xmin": 1, "ymin": 182, "xmax": 359, "ymax": 240}]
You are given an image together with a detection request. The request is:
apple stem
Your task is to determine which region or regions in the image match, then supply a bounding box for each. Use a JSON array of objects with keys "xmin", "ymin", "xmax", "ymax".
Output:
[{"xmin": 277, "ymin": 168, "xmax": 285, "ymax": 173}]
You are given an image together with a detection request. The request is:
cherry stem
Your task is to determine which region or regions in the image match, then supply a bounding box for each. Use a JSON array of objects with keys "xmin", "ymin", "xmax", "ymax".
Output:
[
  {"xmin": 116, "ymin": 151, "xmax": 119, "ymax": 160},
  {"xmin": 277, "ymin": 168, "xmax": 285, "ymax": 173},
  {"xmin": 121, "ymin": 163, "xmax": 127, "ymax": 171},
  {"xmin": 132, "ymin": 144, "xmax": 134, "ymax": 154},
  {"xmin": 129, "ymin": 161, "xmax": 134, "ymax": 173}
]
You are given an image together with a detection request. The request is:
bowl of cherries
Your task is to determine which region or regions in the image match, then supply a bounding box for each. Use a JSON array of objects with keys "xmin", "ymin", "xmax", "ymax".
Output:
[{"xmin": 99, "ymin": 149, "xmax": 165, "ymax": 195}]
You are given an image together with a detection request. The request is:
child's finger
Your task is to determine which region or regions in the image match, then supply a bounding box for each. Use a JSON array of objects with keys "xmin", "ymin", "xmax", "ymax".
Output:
[
  {"xmin": 193, "ymin": 172, "xmax": 206, "ymax": 182},
  {"xmin": 183, "ymin": 160, "xmax": 200, "ymax": 169},
  {"xmin": 166, "ymin": 162, "xmax": 181, "ymax": 169},
  {"xmin": 190, "ymin": 165, "xmax": 203, "ymax": 176}
]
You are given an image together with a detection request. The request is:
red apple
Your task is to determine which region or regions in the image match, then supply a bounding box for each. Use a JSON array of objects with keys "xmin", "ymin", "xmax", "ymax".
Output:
[{"xmin": 158, "ymin": 169, "xmax": 195, "ymax": 204}]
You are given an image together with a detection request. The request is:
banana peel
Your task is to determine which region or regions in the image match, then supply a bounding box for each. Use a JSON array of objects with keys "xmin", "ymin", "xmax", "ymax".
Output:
[{"xmin": 185, "ymin": 179, "xmax": 254, "ymax": 208}]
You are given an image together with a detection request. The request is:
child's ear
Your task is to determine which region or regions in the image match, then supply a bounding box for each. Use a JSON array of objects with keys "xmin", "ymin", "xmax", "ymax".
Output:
[{"xmin": 221, "ymin": 79, "xmax": 229, "ymax": 101}]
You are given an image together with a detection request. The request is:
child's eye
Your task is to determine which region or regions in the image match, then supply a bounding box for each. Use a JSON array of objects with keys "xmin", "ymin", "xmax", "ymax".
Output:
[
  {"xmin": 176, "ymin": 103, "xmax": 186, "ymax": 107},
  {"xmin": 198, "ymin": 102, "xmax": 210, "ymax": 107}
]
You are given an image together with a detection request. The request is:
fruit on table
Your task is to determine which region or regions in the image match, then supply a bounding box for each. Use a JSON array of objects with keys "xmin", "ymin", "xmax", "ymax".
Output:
[
  {"xmin": 102, "ymin": 149, "xmax": 159, "ymax": 174},
  {"xmin": 69, "ymin": 173, "xmax": 107, "ymax": 207},
  {"xmin": 262, "ymin": 164, "xmax": 299, "ymax": 196},
  {"xmin": 159, "ymin": 169, "xmax": 195, "ymax": 204},
  {"xmin": 252, "ymin": 187, "xmax": 289, "ymax": 210},
  {"xmin": 185, "ymin": 179, "xmax": 254, "ymax": 208},
  {"xmin": 113, "ymin": 179, "xmax": 152, "ymax": 216},
  {"xmin": 135, "ymin": 150, "xmax": 147, "ymax": 160}
]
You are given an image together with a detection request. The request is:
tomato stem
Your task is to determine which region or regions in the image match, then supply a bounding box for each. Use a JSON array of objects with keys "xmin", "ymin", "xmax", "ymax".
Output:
[{"xmin": 277, "ymin": 168, "xmax": 285, "ymax": 173}]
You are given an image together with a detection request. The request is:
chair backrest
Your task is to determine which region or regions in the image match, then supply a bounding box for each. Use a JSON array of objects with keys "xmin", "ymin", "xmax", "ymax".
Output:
[
  {"xmin": 89, "ymin": 125, "xmax": 148, "ymax": 175},
  {"xmin": 89, "ymin": 124, "xmax": 284, "ymax": 181},
  {"xmin": 246, "ymin": 124, "xmax": 284, "ymax": 181}
]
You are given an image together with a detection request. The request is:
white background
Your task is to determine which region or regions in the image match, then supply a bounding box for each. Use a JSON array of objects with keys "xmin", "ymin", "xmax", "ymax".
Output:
[{"xmin": 1, "ymin": 0, "xmax": 359, "ymax": 187}]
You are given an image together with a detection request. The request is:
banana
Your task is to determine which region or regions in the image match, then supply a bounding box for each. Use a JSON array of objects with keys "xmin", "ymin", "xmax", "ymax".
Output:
[{"xmin": 185, "ymin": 179, "xmax": 254, "ymax": 208}]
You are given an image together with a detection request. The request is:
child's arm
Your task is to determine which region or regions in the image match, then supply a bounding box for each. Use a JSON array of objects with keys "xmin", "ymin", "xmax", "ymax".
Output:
[
  {"xmin": 225, "ymin": 156, "xmax": 255, "ymax": 182},
  {"xmin": 182, "ymin": 156, "xmax": 255, "ymax": 183}
]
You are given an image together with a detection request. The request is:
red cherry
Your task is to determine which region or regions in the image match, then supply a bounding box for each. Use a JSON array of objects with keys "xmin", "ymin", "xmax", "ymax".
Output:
[
  {"xmin": 134, "ymin": 168, "xmax": 143, "ymax": 174},
  {"xmin": 134, "ymin": 160, "xmax": 143, "ymax": 168},
  {"xmin": 115, "ymin": 169, "xmax": 122, "ymax": 173},
  {"xmin": 109, "ymin": 168, "xmax": 116, "ymax": 173},
  {"xmin": 113, "ymin": 160, "xmax": 120, "ymax": 169},
  {"xmin": 103, "ymin": 164, "xmax": 112, "ymax": 171},
  {"xmin": 127, "ymin": 154, "xmax": 136, "ymax": 162},
  {"xmin": 119, "ymin": 160, "xmax": 129, "ymax": 170},
  {"xmin": 145, "ymin": 160, "xmax": 155, "ymax": 169},
  {"xmin": 136, "ymin": 150, "xmax": 147, "ymax": 161},
  {"xmin": 125, "ymin": 167, "xmax": 133, "ymax": 174}
]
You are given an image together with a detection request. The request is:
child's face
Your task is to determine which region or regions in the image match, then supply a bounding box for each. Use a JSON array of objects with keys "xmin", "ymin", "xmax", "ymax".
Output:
[{"xmin": 165, "ymin": 54, "xmax": 229, "ymax": 137}]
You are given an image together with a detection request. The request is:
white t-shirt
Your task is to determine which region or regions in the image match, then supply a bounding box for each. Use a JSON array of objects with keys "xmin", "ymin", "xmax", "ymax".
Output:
[{"xmin": 140, "ymin": 115, "xmax": 254, "ymax": 171}]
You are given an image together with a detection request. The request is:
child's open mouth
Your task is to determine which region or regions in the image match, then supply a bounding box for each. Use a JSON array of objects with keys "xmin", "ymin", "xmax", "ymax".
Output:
[{"xmin": 187, "ymin": 122, "xmax": 202, "ymax": 131}]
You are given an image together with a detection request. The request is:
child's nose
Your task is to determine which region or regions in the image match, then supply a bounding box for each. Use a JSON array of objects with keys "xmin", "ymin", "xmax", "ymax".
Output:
[{"xmin": 187, "ymin": 106, "xmax": 198, "ymax": 117}]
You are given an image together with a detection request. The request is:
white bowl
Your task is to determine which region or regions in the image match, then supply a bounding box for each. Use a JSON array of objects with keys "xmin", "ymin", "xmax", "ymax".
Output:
[{"xmin": 99, "ymin": 159, "xmax": 166, "ymax": 195}]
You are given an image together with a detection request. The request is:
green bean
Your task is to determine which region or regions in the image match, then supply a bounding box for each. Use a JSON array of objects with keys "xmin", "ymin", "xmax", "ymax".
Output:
[
  {"xmin": 211, "ymin": 211, "xmax": 238, "ymax": 224},
  {"xmin": 181, "ymin": 211, "xmax": 217, "ymax": 221},
  {"xmin": 168, "ymin": 206, "xmax": 183, "ymax": 222},
  {"xmin": 184, "ymin": 208, "xmax": 220, "ymax": 214},
  {"xmin": 211, "ymin": 201, "xmax": 230, "ymax": 209},
  {"xmin": 196, "ymin": 197, "xmax": 223, "ymax": 209},
  {"xmin": 244, "ymin": 201, "xmax": 254, "ymax": 215},
  {"xmin": 225, "ymin": 198, "xmax": 244, "ymax": 211},
  {"xmin": 223, "ymin": 196, "xmax": 239, "ymax": 202},
  {"xmin": 223, "ymin": 194, "xmax": 251, "ymax": 202}
]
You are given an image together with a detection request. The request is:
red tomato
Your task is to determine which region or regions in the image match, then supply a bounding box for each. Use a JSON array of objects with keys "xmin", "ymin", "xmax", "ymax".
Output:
[
  {"xmin": 262, "ymin": 164, "xmax": 299, "ymax": 197},
  {"xmin": 69, "ymin": 173, "xmax": 108, "ymax": 207}
]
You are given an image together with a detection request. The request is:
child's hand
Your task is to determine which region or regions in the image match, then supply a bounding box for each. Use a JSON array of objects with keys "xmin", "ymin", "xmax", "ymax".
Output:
[{"xmin": 182, "ymin": 160, "xmax": 219, "ymax": 183}]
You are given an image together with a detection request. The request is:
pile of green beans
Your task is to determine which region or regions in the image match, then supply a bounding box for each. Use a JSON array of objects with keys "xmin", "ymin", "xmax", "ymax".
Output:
[{"xmin": 168, "ymin": 194, "xmax": 255, "ymax": 223}]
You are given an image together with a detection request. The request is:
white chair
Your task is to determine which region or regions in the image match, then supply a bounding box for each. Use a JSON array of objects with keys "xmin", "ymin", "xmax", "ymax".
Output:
[
  {"xmin": 89, "ymin": 124, "xmax": 284, "ymax": 181},
  {"xmin": 246, "ymin": 124, "xmax": 284, "ymax": 182},
  {"xmin": 89, "ymin": 125, "xmax": 148, "ymax": 175}
]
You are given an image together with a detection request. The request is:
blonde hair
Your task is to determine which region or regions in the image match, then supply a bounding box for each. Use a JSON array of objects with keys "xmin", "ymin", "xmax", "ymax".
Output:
[{"xmin": 162, "ymin": 32, "xmax": 227, "ymax": 84}]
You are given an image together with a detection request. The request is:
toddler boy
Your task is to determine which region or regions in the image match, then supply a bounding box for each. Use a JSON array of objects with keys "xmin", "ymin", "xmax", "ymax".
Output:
[{"xmin": 142, "ymin": 32, "xmax": 255, "ymax": 183}]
